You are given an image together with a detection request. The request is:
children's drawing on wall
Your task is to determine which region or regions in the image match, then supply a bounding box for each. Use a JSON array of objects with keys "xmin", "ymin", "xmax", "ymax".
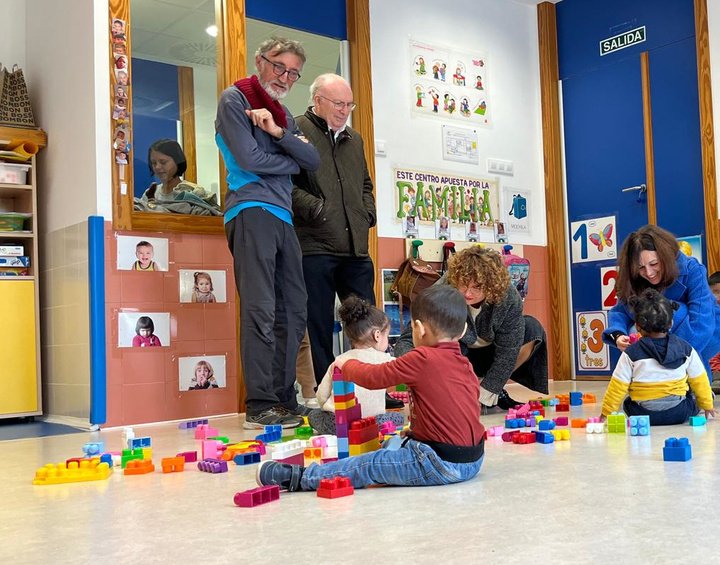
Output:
[
  {"xmin": 179, "ymin": 269, "xmax": 228, "ymax": 303},
  {"xmin": 404, "ymin": 215, "xmax": 418, "ymax": 238},
  {"xmin": 503, "ymin": 187, "xmax": 530, "ymax": 236},
  {"xmin": 410, "ymin": 38, "xmax": 491, "ymax": 125},
  {"xmin": 116, "ymin": 235, "xmax": 169, "ymax": 271},
  {"xmin": 677, "ymin": 235, "xmax": 702, "ymax": 263},
  {"xmin": 118, "ymin": 312, "xmax": 170, "ymax": 348},
  {"xmin": 394, "ymin": 168, "xmax": 499, "ymax": 238},
  {"xmin": 179, "ymin": 355, "xmax": 226, "ymax": 391},
  {"xmin": 436, "ymin": 216, "xmax": 450, "ymax": 240}
]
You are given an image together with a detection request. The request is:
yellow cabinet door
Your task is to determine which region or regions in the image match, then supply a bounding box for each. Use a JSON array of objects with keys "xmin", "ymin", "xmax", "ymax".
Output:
[{"xmin": 0, "ymin": 280, "xmax": 38, "ymax": 414}]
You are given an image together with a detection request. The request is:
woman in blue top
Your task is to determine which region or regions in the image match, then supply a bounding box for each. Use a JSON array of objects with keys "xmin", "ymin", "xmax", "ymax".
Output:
[{"xmin": 603, "ymin": 224, "xmax": 720, "ymax": 375}]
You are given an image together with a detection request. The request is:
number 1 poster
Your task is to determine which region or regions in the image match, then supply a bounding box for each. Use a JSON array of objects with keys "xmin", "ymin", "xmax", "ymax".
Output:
[
  {"xmin": 576, "ymin": 311, "xmax": 610, "ymax": 371},
  {"xmin": 570, "ymin": 215, "xmax": 617, "ymax": 264}
]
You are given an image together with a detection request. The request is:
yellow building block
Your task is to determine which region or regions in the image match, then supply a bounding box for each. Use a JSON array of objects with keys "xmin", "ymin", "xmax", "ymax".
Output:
[
  {"xmin": 142, "ymin": 447, "xmax": 153, "ymax": 460},
  {"xmin": 349, "ymin": 438, "xmax": 380, "ymax": 456},
  {"xmin": 334, "ymin": 398, "xmax": 357, "ymax": 411},
  {"xmin": 33, "ymin": 460, "xmax": 112, "ymax": 485},
  {"xmin": 550, "ymin": 429, "xmax": 571, "ymax": 441}
]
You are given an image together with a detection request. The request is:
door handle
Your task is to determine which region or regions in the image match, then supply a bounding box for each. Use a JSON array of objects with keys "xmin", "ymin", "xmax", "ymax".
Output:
[{"xmin": 621, "ymin": 183, "xmax": 647, "ymax": 193}]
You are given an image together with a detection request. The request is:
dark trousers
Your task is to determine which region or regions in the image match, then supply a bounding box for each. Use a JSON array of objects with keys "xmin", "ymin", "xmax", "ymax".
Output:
[
  {"xmin": 623, "ymin": 394, "xmax": 699, "ymax": 426},
  {"xmin": 302, "ymin": 255, "xmax": 375, "ymax": 384},
  {"xmin": 226, "ymin": 208, "xmax": 307, "ymax": 416}
]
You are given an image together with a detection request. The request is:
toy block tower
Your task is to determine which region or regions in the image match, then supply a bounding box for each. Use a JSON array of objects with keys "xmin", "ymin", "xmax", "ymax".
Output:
[{"xmin": 333, "ymin": 367, "xmax": 378, "ymax": 459}]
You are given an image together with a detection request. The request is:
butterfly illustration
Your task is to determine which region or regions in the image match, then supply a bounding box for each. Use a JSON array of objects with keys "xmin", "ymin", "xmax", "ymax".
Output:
[{"xmin": 589, "ymin": 224, "xmax": 613, "ymax": 252}]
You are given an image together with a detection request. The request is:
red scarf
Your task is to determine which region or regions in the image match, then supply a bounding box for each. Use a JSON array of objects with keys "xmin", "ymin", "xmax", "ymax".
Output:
[{"xmin": 234, "ymin": 75, "xmax": 288, "ymax": 129}]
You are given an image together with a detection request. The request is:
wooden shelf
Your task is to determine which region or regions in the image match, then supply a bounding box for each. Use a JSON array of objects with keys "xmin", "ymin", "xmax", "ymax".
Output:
[
  {"xmin": 0, "ymin": 275, "xmax": 34, "ymax": 281},
  {"xmin": 0, "ymin": 183, "xmax": 32, "ymax": 191},
  {"xmin": 0, "ymin": 126, "xmax": 47, "ymax": 149},
  {"xmin": 0, "ymin": 231, "xmax": 33, "ymax": 238}
]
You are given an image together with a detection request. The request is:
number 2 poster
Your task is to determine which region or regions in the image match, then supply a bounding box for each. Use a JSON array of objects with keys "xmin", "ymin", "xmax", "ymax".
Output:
[{"xmin": 576, "ymin": 311, "xmax": 609, "ymax": 371}]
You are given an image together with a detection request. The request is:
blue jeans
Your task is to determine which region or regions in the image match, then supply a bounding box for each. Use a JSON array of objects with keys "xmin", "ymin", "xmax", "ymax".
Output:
[
  {"xmin": 623, "ymin": 395, "xmax": 699, "ymax": 426},
  {"xmin": 300, "ymin": 438, "xmax": 484, "ymax": 490}
]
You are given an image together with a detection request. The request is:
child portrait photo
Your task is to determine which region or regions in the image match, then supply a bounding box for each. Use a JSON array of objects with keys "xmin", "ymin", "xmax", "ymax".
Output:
[
  {"xmin": 179, "ymin": 355, "xmax": 227, "ymax": 391},
  {"xmin": 178, "ymin": 269, "xmax": 228, "ymax": 303},
  {"xmin": 116, "ymin": 235, "xmax": 169, "ymax": 271},
  {"xmin": 118, "ymin": 312, "xmax": 171, "ymax": 348}
]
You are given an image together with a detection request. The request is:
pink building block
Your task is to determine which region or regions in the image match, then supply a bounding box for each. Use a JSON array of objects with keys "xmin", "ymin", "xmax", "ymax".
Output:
[
  {"xmin": 487, "ymin": 425, "xmax": 505, "ymax": 437},
  {"xmin": 177, "ymin": 450, "xmax": 198, "ymax": 462},
  {"xmin": 234, "ymin": 485, "xmax": 280, "ymax": 507},
  {"xmin": 194, "ymin": 424, "xmax": 220, "ymax": 440},
  {"xmin": 202, "ymin": 440, "xmax": 225, "ymax": 460},
  {"xmin": 553, "ymin": 417, "xmax": 569, "ymax": 426}
]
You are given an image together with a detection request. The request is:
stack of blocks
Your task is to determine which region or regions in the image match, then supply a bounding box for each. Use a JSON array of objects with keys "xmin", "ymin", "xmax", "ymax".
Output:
[
  {"xmin": 586, "ymin": 417, "xmax": 605, "ymax": 434},
  {"xmin": 348, "ymin": 417, "xmax": 380, "ymax": 456},
  {"xmin": 269, "ymin": 439, "xmax": 306, "ymax": 466},
  {"xmin": 333, "ymin": 367, "xmax": 378, "ymax": 459}
]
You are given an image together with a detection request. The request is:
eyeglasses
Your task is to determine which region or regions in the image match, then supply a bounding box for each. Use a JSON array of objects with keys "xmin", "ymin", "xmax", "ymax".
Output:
[
  {"xmin": 316, "ymin": 95, "xmax": 357, "ymax": 111},
  {"xmin": 260, "ymin": 54, "xmax": 301, "ymax": 82}
]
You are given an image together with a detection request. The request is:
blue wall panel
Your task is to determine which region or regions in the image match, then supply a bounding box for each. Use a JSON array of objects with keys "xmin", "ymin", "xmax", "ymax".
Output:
[{"xmin": 246, "ymin": 0, "xmax": 347, "ymax": 40}]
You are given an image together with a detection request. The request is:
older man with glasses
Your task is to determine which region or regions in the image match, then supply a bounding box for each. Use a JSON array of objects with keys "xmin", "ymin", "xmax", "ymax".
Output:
[
  {"xmin": 215, "ymin": 36, "xmax": 320, "ymax": 430},
  {"xmin": 291, "ymin": 73, "xmax": 399, "ymax": 407}
]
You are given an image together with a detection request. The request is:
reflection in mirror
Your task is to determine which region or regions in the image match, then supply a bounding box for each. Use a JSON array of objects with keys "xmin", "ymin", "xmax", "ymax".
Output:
[
  {"xmin": 130, "ymin": 0, "xmax": 221, "ymax": 215},
  {"xmin": 245, "ymin": 19, "xmax": 344, "ymax": 118}
]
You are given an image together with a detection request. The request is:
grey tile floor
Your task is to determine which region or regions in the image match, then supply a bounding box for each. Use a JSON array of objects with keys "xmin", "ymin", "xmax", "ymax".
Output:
[{"xmin": 2, "ymin": 380, "xmax": 718, "ymax": 564}]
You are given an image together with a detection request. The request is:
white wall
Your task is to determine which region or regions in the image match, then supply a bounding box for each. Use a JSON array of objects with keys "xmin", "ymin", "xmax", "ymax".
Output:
[
  {"xmin": 369, "ymin": 0, "xmax": 547, "ymax": 245},
  {"xmin": 709, "ymin": 0, "xmax": 720, "ymax": 215},
  {"xmin": 25, "ymin": 0, "xmax": 110, "ymax": 233},
  {"xmin": 0, "ymin": 0, "xmax": 26, "ymax": 70}
]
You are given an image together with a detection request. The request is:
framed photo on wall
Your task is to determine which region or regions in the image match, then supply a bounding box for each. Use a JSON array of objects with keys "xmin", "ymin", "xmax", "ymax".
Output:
[
  {"xmin": 178, "ymin": 269, "xmax": 228, "ymax": 303},
  {"xmin": 118, "ymin": 311, "xmax": 170, "ymax": 348},
  {"xmin": 116, "ymin": 235, "xmax": 169, "ymax": 271},
  {"xmin": 179, "ymin": 355, "xmax": 226, "ymax": 391}
]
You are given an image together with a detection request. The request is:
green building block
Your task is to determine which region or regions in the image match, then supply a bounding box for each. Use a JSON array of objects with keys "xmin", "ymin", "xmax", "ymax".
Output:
[
  {"xmin": 121, "ymin": 448, "xmax": 144, "ymax": 468},
  {"xmin": 208, "ymin": 436, "xmax": 230, "ymax": 444},
  {"xmin": 607, "ymin": 412, "xmax": 627, "ymax": 433},
  {"xmin": 294, "ymin": 426, "xmax": 314, "ymax": 440},
  {"xmin": 395, "ymin": 384, "xmax": 408, "ymax": 392}
]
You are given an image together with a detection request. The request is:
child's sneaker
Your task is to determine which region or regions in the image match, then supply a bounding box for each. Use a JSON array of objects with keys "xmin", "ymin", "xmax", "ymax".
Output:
[
  {"xmin": 256, "ymin": 460, "xmax": 305, "ymax": 492},
  {"xmin": 243, "ymin": 407, "xmax": 303, "ymax": 430}
]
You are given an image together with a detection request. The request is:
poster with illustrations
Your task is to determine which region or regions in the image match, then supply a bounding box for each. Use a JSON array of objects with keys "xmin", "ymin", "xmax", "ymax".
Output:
[
  {"xmin": 570, "ymin": 215, "xmax": 617, "ymax": 264},
  {"xmin": 677, "ymin": 234, "xmax": 702, "ymax": 263},
  {"xmin": 410, "ymin": 39, "xmax": 491, "ymax": 126},
  {"xmin": 600, "ymin": 266, "xmax": 618, "ymax": 310},
  {"xmin": 503, "ymin": 187, "xmax": 530, "ymax": 236},
  {"xmin": 394, "ymin": 168, "xmax": 499, "ymax": 228},
  {"xmin": 576, "ymin": 311, "xmax": 610, "ymax": 371}
]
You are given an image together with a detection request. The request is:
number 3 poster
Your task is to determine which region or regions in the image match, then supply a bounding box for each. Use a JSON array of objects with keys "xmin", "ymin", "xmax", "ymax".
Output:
[{"xmin": 576, "ymin": 311, "xmax": 609, "ymax": 371}]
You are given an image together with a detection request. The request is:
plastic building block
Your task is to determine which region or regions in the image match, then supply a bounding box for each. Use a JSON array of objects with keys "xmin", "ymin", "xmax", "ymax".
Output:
[
  {"xmin": 538, "ymin": 420, "xmax": 556, "ymax": 431},
  {"xmin": 198, "ymin": 458, "xmax": 229, "ymax": 473},
  {"xmin": 142, "ymin": 447, "xmax": 153, "ymax": 460},
  {"xmin": 304, "ymin": 447, "xmax": 323, "ymax": 465},
  {"xmin": 555, "ymin": 403, "xmax": 569, "ymax": 412},
  {"xmin": 234, "ymin": 485, "xmax": 280, "ymax": 507},
  {"xmin": 395, "ymin": 384, "xmax": 408, "ymax": 392},
  {"xmin": 379, "ymin": 422, "xmax": 397, "ymax": 435},
  {"xmin": 129, "ymin": 437, "xmax": 151, "ymax": 449},
  {"xmin": 486, "ymin": 425, "xmax": 505, "ymax": 437},
  {"xmin": 194, "ymin": 425, "xmax": 219, "ymax": 440},
  {"xmin": 388, "ymin": 391, "xmax": 410, "ymax": 404},
  {"xmin": 569, "ymin": 392, "xmax": 583, "ymax": 406},
  {"xmin": 512, "ymin": 431, "xmax": 536, "ymax": 444},
  {"xmin": 348, "ymin": 417, "xmax": 379, "ymax": 445},
  {"xmin": 233, "ymin": 452, "xmax": 261, "ymax": 465},
  {"xmin": 349, "ymin": 438, "xmax": 379, "ymax": 456},
  {"xmin": 663, "ymin": 437, "xmax": 692, "ymax": 462},
  {"xmin": 571, "ymin": 418, "xmax": 587, "ymax": 428},
  {"xmin": 311, "ymin": 436, "xmax": 328, "ymax": 448},
  {"xmin": 161, "ymin": 457, "xmax": 185, "ymax": 473},
  {"xmin": 100, "ymin": 453, "xmax": 113, "ymax": 467},
  {"xmin": 82, "ymin": 442, "xmax": 105, "ymax": 457},
  {"xmin": 586, "ymin": 422, "xmax": 605, "ymax": 434},
  {"xmin": 255, "ymin": 431, "xmax": 282, "ymax": 444},
  {"xmin": 689, "ymin": 415, "xmax": 707, "ymax": 426},
  {"xmin": 582, "ymin": 393, "xmax": 597, "ymax": 403},
  {"xmin": 33, "ymin": 460, "xmax": 112, "ymax": 485},
  {"xmin": 628, "ymin": 415, "xmax": 650, "ymax": 436},
  {"xmin": 208, "ymin": 436, "xmax": 230, "ymax": 444},
  {"xmin": 535, "ymin": 431, "xmax": 555, "ymax": 444},
  {"xmin": 501, "ymin": 431, "xmax": 520, "ymax": 442},
  {"xmin": 504, "ymin": 418, "xmax": 526, "ymax": 429},
  {"xmin": 294, "ymin": 426, "xmax": 314, "ymax": 440},
  {"xmin": 178, "ymin": 419, "xmax": 208, "ymax": 429},
  {"xmin": 317, "ymin": 477, "xmax": 354, "ymax": 499},
  {"xmin": 607, "ymin": 412, "xmax": 627, "ymax": 433},
  {"xmin": 124, "ymin": 459, "xmax": 155, "ymax": 475},
  {"xmin": 264, "ymin": 424, "xmax": 282, "ymax": 436},
  {"xmin": 553, "ymin": 417, "xmax": 569, "ymax": 426},
  {"xmin": 177, "ymin": 450, "xmax": 198, "ymax": 462},
  {"xmin": 202, "ymin": 440, "xmax": 225, "ymax": 460},
  {"xmin": 121, "ymin": 448, "xmax": 144, "ymax": 468},
  {"xmin": 550, "ymin": 429, "xmax": 570, "ymax": 441}
]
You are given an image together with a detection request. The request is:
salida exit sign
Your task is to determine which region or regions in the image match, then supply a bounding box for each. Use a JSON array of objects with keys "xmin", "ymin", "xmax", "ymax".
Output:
[{"xmin": 599, "ymin": 26, "xmax": 646, "ymax": 56}]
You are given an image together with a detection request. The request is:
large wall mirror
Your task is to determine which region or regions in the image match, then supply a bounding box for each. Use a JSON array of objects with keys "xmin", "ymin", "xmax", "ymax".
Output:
[{"xmin": 111, "ymin": 0, "xmax": 346, "ymax": 234}]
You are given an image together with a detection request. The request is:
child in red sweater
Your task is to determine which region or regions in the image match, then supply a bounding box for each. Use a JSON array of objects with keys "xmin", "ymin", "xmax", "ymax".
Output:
[{"xmin": 256, "ymin": 285, "xmax": 486, "ymax": 492}]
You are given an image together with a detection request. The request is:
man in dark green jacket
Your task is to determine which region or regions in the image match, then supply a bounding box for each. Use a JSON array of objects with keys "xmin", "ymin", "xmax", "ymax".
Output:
[{"xmin": 292, "ymin": 73, "xmax": 377, "ymax": 385}]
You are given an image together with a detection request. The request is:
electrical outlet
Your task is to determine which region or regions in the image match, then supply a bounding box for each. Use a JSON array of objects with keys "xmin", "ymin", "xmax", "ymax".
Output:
[{"xmin": 487, "ymin": 158, "xmax": 514, "ymax": 176}]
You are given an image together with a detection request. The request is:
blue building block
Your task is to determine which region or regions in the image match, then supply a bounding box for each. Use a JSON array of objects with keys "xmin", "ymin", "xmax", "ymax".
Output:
[
  {"xmin": 504, "ymin": 418, "xmax": 525, "ymax": 429},
  {"xmin": 663, "ymin": 437, "xmax": 692, "ymax": 462},
  {"xmin": 628, "ymin": 415, "xmax": 650, "ymax": 436},
  {"xmin": 255, "ymin": 431, "xmax": 282, "ymax": 444},
  {"xmin": 538, "ymin": 420, "xmax": 556, "ymax": 431},
  {"xmin": 82, "ymin": 441, "xmax": 105, "ymax": 456},
  {"xmin": 569, "ymin": 391, "xmax": 583, "ymax": 406},
  {"xmin": 100, "ymin": 453, "xmax": 113, "ymax": 466},
  {"xmin": 332, "ymin": 381, "xmax": 355, "ymax": 396},
  {"xmin": 233, "ymin": 452, "xmax": 261, "ymax": 465},
  {"xmin": 689, "ymin": 415, "xmax": 707, "ymax": 426},
  {"xmin": 535, "ymin": 431, "xmax": 555, "ymax": 444},
  {"xmin": 129, "ymin": 437, "xmax": 151, "ymax": 449},
  {"xmin": 264, "ymin": 424, "xmax": 282, "ymax": 435}
]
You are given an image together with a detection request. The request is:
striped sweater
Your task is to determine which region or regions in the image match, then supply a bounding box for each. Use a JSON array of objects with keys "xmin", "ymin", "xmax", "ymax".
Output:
[{"xmin": 601, "ymin": 334, "xmax": 713, "ymax": 416}]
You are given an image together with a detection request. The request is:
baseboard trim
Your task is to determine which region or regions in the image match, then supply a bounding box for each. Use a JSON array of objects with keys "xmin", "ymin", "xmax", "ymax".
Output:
[
  {"xmin": 100, "ymin": 413, "xmax": 239, "ymax": 430},
  {"xmin": 40, "ymin": 415, "xmax": 94, "ymax": 430}
]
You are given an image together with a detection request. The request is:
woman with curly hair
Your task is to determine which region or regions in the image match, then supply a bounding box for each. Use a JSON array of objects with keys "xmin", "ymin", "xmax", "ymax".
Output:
[{"xmin": 394, "ymin": 246, "xmax": 548, "ymax": 411}]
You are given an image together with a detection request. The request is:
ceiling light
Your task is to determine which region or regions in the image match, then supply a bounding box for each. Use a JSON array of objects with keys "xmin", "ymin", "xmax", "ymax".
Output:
[{"xmin": 206, "ymin": 25, "xmax": 218, "ymax": 38}]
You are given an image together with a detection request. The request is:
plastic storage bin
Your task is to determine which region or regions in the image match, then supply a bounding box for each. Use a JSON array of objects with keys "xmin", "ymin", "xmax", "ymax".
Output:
[{"xmin": 0, "ymin": 162, "xmax": 31, "ymax": 184}]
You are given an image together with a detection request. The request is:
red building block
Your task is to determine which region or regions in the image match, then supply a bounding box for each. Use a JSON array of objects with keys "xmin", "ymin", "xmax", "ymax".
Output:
[
  {"xmin": 512, "ymin": 431, "xmax": 537, "ymax": 444},
  {"xmin": 556, "ymin": 403, "xmax": 570, "ymax": 412},
  {"xmin": 348, "ymin": 417, "xmax": 379, "ymax": 445},
  {"xmin": 234, "ymin": 485, "xmax": 280, "ymax": 507},
  {"xmin": 317, "ymin": 476, "xmax": 354, "ymax": 499},
  {"xmin": 501, "ymin": 431, "xmax": 520, "ymax": 442}
]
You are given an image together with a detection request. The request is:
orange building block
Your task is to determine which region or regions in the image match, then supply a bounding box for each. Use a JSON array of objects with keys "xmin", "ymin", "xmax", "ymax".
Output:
[
  {"xmin": 124, "ymin": 459, "xmax": 155, "ymax": 475},
  {"xmin": 582, "ymin": 393, "xmax": 597, "ymax": 403},
  {"xmin": 161, "ymin": 457, "xmax": 185, "ymax": 473},
  {"xmin": 571, "ymin": 418, "xmax": 587, "ymax": 428}
]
